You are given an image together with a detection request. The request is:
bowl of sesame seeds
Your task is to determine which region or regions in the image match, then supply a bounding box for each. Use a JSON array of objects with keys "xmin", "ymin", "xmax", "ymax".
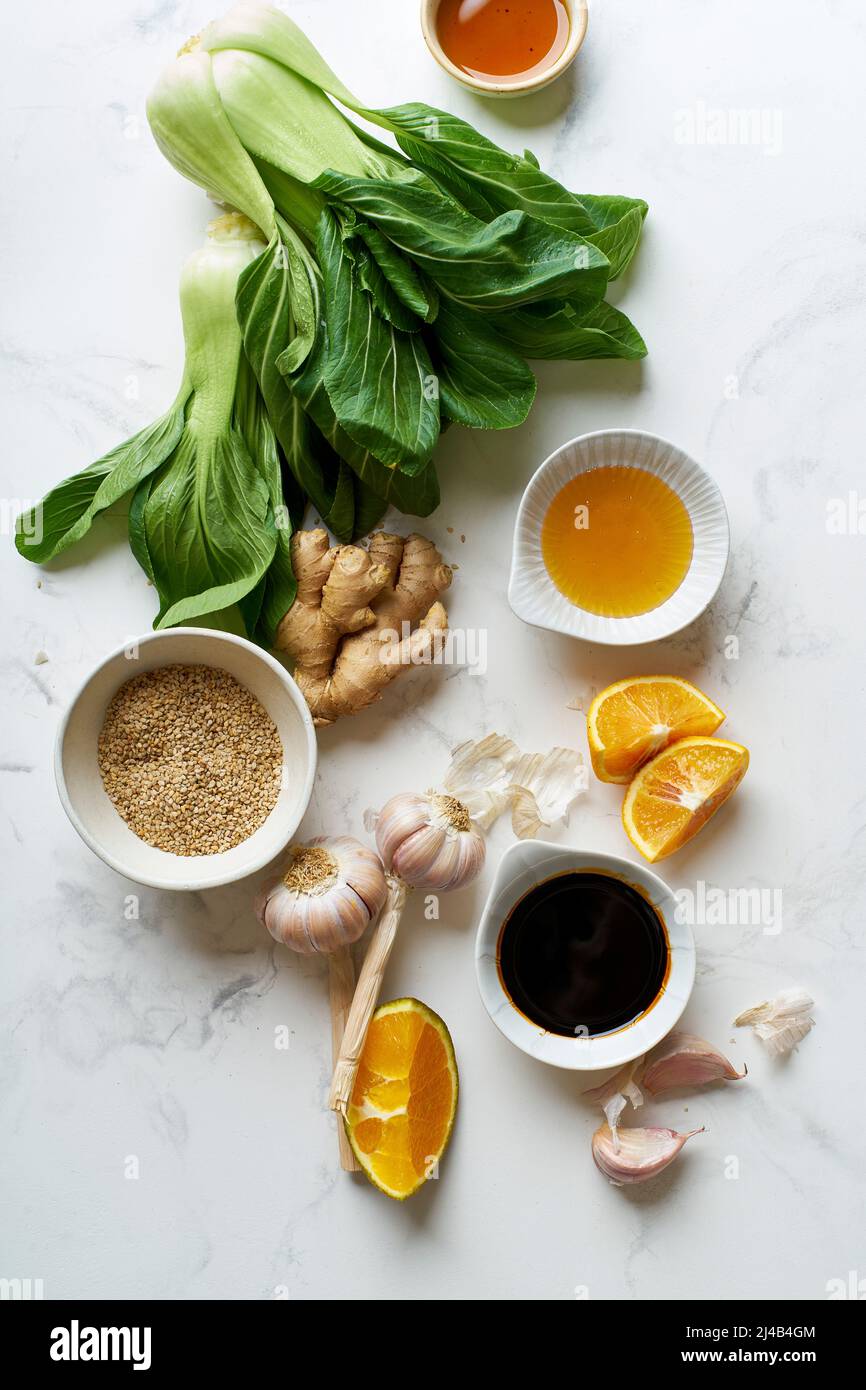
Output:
[{"xmin": 55, "ymin": 628, "xmax": 317, "ymax": 890}]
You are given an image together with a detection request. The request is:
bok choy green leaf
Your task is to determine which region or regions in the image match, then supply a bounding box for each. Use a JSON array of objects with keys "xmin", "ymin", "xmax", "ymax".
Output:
[
  {"xmin": 233, "ymin": 219, "xmax": 358, "ymax": 542},
  {"xmin": 315, "ymin": 206, "xmax": 440, "ymax": 471}
]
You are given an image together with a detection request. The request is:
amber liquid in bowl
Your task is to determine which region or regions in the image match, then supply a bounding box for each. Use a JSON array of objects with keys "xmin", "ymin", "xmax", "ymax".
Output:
[
  {"xmin": 436, "ymin": 0, "xmax": 571, "ymax": 82},
  {"xmin": 541, "ymin": 466, "xmax": 694, "ymax": 618}
]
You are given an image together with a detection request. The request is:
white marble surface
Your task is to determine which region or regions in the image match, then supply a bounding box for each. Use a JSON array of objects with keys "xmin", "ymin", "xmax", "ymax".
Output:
[{"xmin": 2, "ymin": 0, "xmax": 864, "ymax": 1301}]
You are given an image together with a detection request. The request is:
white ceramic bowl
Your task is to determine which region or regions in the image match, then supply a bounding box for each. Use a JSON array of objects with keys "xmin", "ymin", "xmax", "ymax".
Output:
[
  {"xmin": 420, "ymin": 0, "xmax": 588, "ymax": 98},
  {"xmin": 475, "ymin": 841, "xmax": 695, "ymax": 1070},
  {"xmin": 508, "ymin": 428, "xmax": 730, "ymax": 646},
  {"xmin": 55, "ymin": 628, "xmax": 317, "ymax": 891}
]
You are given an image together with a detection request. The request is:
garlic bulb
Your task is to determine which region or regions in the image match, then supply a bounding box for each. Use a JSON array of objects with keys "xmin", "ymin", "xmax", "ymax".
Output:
[
  {"xmin": 374, "ymin": 791, "xmax": 486, "ymax": 892},
  {"xmin": 256, "ymin": 837, "xmax": 387, "ymax": 955},
  {"xmin": 642, "ymin": 1033, "xmax": 746, "ymax": 1095},
  {"xmin": 592, "ymin": 1123, "xmax": 704, "ymax": 1185}
]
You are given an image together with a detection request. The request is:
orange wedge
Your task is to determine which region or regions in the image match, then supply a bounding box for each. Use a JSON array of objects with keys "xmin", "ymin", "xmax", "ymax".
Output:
[
  {"xmin": 345, "ymin": 998, "xmax": 458, "ymax": 1200},
  {"xmin": 622, "ymin": 736, "xmax": 749, "ymax": 862},
  {"xmin": 587, "ymin": 676, "xmax": 725, "ymax": 784}
]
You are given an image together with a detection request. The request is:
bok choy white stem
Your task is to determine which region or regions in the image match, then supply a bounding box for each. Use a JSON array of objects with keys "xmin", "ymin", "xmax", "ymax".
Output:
[
  {"xmin": 16, "ymin": 214, "xmax": 300, "ymax": 644},
  {"xmin": 148, "ymin": 47, "xmax": 277, "ymax": 239}
]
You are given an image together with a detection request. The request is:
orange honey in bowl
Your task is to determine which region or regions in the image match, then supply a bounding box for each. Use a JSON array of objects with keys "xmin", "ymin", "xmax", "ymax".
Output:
[
  {"xmin": 540, "ymin": 466, "xmax": 694, "ymax": 618},
  {"xmin": 436, "ymin": 0, "xmax": 571, "ymax": 83}
]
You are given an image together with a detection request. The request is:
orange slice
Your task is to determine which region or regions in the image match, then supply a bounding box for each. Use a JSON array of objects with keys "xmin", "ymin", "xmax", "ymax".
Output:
[
  {"xmin": 587, "ymin": 675, "xmax": 725, "ymax": 784},
  {"xmin": 345, "ymin": 998, "xmax": 458, "ymax": 1200},
  {"xmin": 622, "ymin": 736, "xmax": 749, "ymax": 862}
]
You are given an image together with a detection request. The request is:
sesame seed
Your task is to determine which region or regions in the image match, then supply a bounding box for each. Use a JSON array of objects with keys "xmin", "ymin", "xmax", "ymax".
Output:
[{"xmin": 97, "ymin": 664, "xmax": 283, "ymax": 857}]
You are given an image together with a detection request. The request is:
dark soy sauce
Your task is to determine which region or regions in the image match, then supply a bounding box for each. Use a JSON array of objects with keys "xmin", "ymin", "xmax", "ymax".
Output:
[{"xmin": 497, "ymin": 872, "xmax": 670, "ymax": 1037}]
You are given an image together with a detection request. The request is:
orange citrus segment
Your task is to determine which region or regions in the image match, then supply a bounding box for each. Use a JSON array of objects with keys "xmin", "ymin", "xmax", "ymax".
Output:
[
  {"xmin": 361, "ymin": 1008, "xmax": 425, "ymax": 1077},
  {"xmin": 587, "ymin": 675, "xmax": 725, "ymax": 783},
  {"xmin": 622, "ymin": 736, "xmax": 749, "ymax": 862},
  {"xmin": 345, "ymin": 998, "xmax": 458, "ymax": 1200}
]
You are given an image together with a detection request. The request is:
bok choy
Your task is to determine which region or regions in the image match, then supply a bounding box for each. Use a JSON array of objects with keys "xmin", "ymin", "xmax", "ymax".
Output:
[
  {"xmin": 16, "ymin": 214, "xmax": 302, "ymax": 644},
  {"xmin": 146, "ymin": 3, "xmax": 648, "ymax": 535},
  {"xmin": 17, "ymin": 4, "xmax": 650, "ymax": 647}
]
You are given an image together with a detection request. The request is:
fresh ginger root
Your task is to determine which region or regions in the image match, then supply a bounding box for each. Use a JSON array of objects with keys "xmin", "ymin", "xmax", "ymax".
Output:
[{"xmin": 276, "ymin": 529, "xmax": 452, "ymax": 726}]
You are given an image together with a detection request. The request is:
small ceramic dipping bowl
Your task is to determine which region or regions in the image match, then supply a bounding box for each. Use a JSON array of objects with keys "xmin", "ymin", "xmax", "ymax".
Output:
[
  {"xmin": 420, "ymin": 0, "xmax": 588, "ymax": 98},
  {"xmin": 508, "ymin": 428, "xmax": 730, "ymax": 646},
  {"xmin": 475, "ymin": 841, "xmax": 696, "ymax": 1070},
  {"xmin": 55, "ymin": 628, "xmax": 317, "ymax": 892}
]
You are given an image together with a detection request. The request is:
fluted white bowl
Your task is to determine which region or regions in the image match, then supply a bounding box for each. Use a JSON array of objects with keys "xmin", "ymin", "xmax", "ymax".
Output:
[
  {"xmin": 475, "ymin": 841, "xmax": 695, "ymax": 1071},
  {"xmin": 508, "ymin": 429, "xmax": 730, "ymax": 645}
]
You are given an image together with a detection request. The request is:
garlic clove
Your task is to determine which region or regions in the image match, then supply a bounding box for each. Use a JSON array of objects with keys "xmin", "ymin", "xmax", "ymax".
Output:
[
  {"xmin": 258, "ymin": 884, "xmax": 306, "ymax": 952},
  {"xmin": 592, "ymin": 1123, "xmax": 704, "ymax": 1185},
  {"xmin": 413, "ymin": 826, "xmax": 463, "ymax": 889},
  {"xmin": 453, "ymin": 827, "xmax": 486, "ymax": 886},
  {"xmin": 642, "ymin": 1032, "xmax": 746, "ymax": 1095},
  {"xmin": 305, "ymin": 884, "xmax": 372, "ymax": 955},
  {"xmin": 374, "ymin": 793, "xmax": 431, "ymax": 870},
  {"xmin": 329, "ymin": 835, "xmax": 389, "ymax": 918},
  {"xmin": 734, "ymin": 988, "xmax": 815, "ymax": 1056},
  {"xmin": 391, "ymin": 821, "xmax": 447, "ymax": 887},
  {"xmin": 425, "ymin": 826, "xmax": 486, "ymax": 891}
]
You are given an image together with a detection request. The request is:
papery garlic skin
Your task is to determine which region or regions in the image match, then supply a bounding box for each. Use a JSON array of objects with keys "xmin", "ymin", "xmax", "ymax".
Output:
[
  {"xmin": 375, "ymin": 791, "xmax": 486, "ymax": 892},
  {"xmin": 583, "ymin": 1061, "xmax": 644, "ymax": 1145},
  {"xmin": 592, "ymin": 1123, "xmax": 704, "ymax": 1185},
  {"xmin": 734, "ymin": 988, "xmax": 815, "ymax": 1056},
  {"xmin": 642, "ymin": 1033, "xmax": 746, "ymax": 1095},
  {"xmin": 256, "ymin": 836, "xmax": 387, "ymax": 955},
  {"xmin": 442, "ymin": 732, "xmax": 585, "ymax": 838}
]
